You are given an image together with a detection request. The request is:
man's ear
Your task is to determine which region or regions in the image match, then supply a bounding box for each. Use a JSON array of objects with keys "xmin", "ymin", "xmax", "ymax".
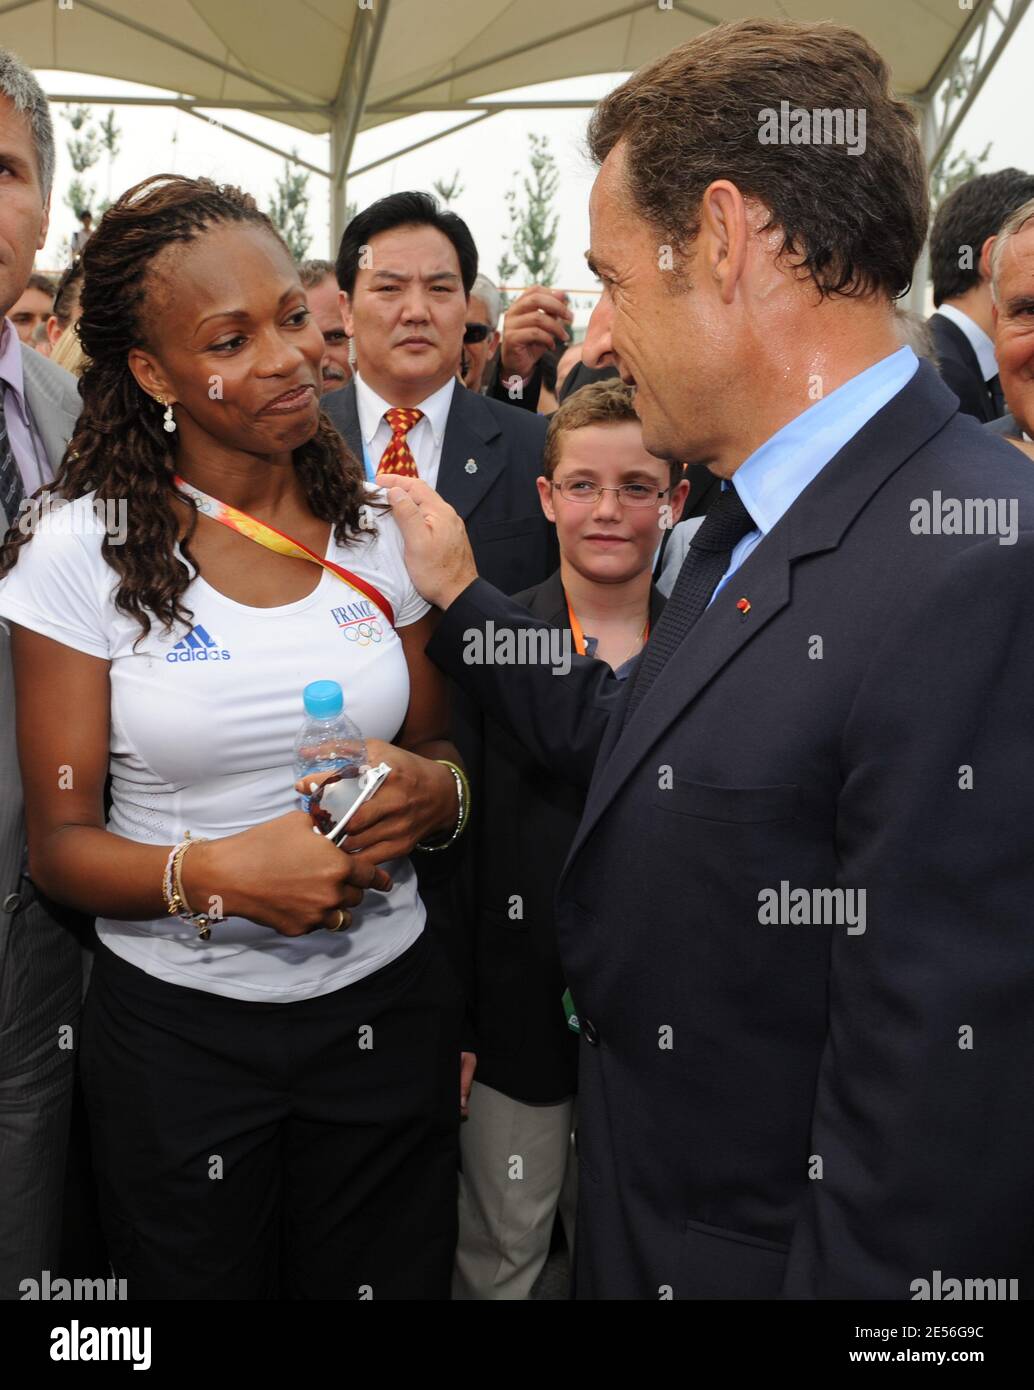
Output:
[
  {"xmin": 127, "ymin": 348, "xmax": 173, "ymax": 405},
  {"xmin": 536, "ymin": 474, "xmax": 557, "ymax": 522},
  {"xmin": 670, "ymin": 477, "xmax": 690, "ymax": 526},
  {"xmin": 339, "ymin": 290, "xmax": 354, "ymax": 337},
  {"xmin": 979, "ymin": 234, "xmax": 996, "ymax": 286},
  {"xmin": 37, "ymin": 193, "xmax": 50, "ymax": 251},
  {"xmin": 698, "ymin": 180, "xmax": 749, "ymax": 304}
]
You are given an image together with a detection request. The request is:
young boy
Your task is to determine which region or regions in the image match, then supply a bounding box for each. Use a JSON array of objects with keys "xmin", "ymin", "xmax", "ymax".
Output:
[{"xmin": 453, "ymin": 378, "xmax": 688, "ymax": 1298}]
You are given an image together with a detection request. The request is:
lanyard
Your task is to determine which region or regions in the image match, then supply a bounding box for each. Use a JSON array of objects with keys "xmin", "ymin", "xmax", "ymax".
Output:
[
  {"xmin": 564, "ymin": 592, "xmax": 649, "ymax": 659},
  {"xmin": 173, "ymin": 474, "xmax": 396, "ymax": 628}
]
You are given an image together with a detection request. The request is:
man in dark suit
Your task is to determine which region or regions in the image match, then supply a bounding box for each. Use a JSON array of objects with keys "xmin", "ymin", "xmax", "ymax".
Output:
[
  {"xmin": 927, "ymin": 168, "xmax": 1034, "ymax": 422},
  {"xmin": 323, "ymin": 191, "xmax": 555, "ymax": 596},
  {"xmin": 0, "ymin": 48, "xmax": 84, "ymax": 1298},
  {"xmin": 379, "ymin": 19, "xmax": 1034, "ymax": 1300}
]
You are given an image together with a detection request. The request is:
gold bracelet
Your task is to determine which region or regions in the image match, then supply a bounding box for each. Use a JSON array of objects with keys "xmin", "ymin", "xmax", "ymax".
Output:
[
  {"xmin": 163, "ymin": 831, "xmax": 213, "ymax": 939},
  {"xmin": 416, "ymin": 760, "xmax": 470, "ymax": 852}
]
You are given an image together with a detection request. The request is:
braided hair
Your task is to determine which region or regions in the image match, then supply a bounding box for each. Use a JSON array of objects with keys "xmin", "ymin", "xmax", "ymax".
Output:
[{"xmin": 0, "ymin": 174, "xmax": 379, "ymax": 640}]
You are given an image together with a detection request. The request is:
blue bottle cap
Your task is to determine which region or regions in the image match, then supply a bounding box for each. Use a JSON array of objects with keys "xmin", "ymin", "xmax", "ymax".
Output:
[{"xmin": 303, "ymin": 679, "xmax": 344, "ymax": 719}]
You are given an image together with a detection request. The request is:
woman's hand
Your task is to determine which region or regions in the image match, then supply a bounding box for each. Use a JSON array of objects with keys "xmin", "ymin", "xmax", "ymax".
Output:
[
  {"xmin": 294, "ymin": 739, "xmax": 458, "ymax": 864},
  {"xmin": 181, "ymin": 810, "xmax": 393, "ymax": 936}
]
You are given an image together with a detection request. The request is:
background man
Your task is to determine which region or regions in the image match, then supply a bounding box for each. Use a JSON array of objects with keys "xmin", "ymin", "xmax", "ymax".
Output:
[
  {"xmin": 381, "ymin": 19, "xmax": 1034, "ymax": 1300},
  {"xmin": 298, "ymin": 258, "xmax": 351, "ymax": 395},
  {"xmin": 0, "ymin": 46, "xmax": 85, "ymax": 1300},
  {"xmin": 927, "ymin": 168, "xmax": 1034, "ymax": 421},
  {"xmin": 7, "ymin": 270, "xmax": 53, "ymax": 345},
  {"xmin": 987, "ymin": 198, "xmax": 1034, "ymax": 455},
  {"xmin": 461, "ymin": 273, "xmax": 501, "ymax": 393}
]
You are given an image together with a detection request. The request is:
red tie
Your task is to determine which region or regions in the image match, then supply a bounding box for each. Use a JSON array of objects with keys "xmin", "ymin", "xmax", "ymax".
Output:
[{"xmin": 378, "ymin": 407, "xmax": 424, "ymax": 478}]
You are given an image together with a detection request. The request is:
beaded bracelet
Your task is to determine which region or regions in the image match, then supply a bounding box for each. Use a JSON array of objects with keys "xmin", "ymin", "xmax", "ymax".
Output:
[
  {"xmin": 415, "ymin": 760, "xmax": 471, "ymax": 853},
  {"xmin": 162, "ymin": 831, "xmax": 214, "ymax": 939}
]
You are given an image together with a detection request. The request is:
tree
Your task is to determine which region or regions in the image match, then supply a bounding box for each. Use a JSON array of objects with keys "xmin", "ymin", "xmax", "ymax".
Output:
[
  {"xmin": 930, "ymin": 142, "xmax": 992, "ymax": 210},
  {"xmin": 496, "ymin": 187, "xmax": 519, "ymax": 310},
  {"xmin": 61, "ymin": 104, "xmax": 101, "ymax": 220},
  {"xmin": 98, "ymin": 109, "xmax": 121, "ymax": 209},
  {"xmin": 498, "ymin": 133, "xmax": 560, "ymax": 300},
  {"xmin": 268, "ymin": 151, "xmax": 312, "ymax": 260},
  {"xmin": 432, "ymin": 170, "xmax": 464, "ymax": 206},
  {"xmin": 928, "ymin": 56, "xmax": 992, "ymax": 212}
]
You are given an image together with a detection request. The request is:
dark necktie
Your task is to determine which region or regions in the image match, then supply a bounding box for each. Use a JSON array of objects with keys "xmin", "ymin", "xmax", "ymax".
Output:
[
  {"xmin": 0, "ymin": 386, "xmax": 27, "ymax": 528},
  {"xmin": 623, "ymin": 484, "xmax": 756, "ymax": 726},
  {"xmin": 988, "ymin": 374, "xmax": 1006, "ymax": 420}
]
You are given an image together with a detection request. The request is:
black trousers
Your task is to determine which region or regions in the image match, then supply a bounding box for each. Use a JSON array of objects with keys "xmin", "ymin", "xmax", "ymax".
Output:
[{"xmin": 80, "ymin": 931, "xmax": 462, "ymax": 1299}]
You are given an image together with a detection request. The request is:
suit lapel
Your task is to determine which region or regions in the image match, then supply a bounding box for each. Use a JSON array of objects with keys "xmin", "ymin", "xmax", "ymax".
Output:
[
  {"xmin": 525, "ymin": 569, "xmax": 569, "ymax": 627},
  {"xmin": 322, "ymin": 382, "xmax": 364, "ymax": 468},
  {"xmin": 20, "ymin": 347, "xmax": 78, "ymax": 474},
  {"xmin": 560, "ymin": 360, "xmax": 960, "ymax": 880},
  {"xmin": 436, "ymin": 386, "xmax": 506, "ymax": 519}
]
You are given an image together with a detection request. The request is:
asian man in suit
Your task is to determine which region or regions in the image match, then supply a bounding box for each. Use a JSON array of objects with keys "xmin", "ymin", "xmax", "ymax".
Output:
[
  {"xmin": 380, "ymin": 20, "xmax": 1034, "ymax": 1300},
  {"xmin": 0, "ymin": 48, "xmax": 83, "ymax": 1299},
  {"xmin": 322, "ymin": 192, "xmax": 555, "ymax": 597}
]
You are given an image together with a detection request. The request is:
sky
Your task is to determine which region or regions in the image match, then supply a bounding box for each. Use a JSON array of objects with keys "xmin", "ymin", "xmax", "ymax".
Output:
[{"xmin": 32, "ymin": 1, "xmax": 1034, "ymax": 330}]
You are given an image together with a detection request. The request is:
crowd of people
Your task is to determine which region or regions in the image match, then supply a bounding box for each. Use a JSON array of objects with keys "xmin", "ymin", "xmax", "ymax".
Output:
[{"xmin": 2, "ymin": 14, "xmax": 1034, "ymax": 1305}]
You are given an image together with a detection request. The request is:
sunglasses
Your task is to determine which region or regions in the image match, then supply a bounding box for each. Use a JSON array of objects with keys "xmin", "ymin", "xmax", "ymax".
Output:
[{"xmin": 463, "ymin": 322, "xmax": 493, "ymax": 344}]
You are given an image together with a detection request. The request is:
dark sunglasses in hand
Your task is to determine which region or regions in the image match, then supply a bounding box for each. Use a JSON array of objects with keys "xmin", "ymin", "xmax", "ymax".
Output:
[{"xmin": 463, "ymin": 322, "xmax": 493, "ymax": 344}]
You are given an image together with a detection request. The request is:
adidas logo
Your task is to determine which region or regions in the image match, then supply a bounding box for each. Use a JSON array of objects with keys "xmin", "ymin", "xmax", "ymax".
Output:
[{"xmin": 166, "ymin": 624, "xmax": 232, "ymax": 664}]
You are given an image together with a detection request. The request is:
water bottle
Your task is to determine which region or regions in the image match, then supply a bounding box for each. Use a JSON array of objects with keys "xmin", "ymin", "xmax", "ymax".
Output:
[{"xmin": 293, "ymin": 680, "xmax": 368, "ymax": 813}]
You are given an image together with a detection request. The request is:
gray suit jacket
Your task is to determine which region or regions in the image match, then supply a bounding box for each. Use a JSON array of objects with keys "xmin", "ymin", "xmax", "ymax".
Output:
[
  {"xmin": 1, "ymin": 346, "xmax": 80, "ymax": 903},
  {"xmin": 986, "ymin": 411, "xmax": 1022, "ymax": 439}
]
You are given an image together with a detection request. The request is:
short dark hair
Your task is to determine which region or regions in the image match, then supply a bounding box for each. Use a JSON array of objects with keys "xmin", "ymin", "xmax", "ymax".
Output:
[
  {"xmin": 25, "ymin": 271, "xmax": 55, "ymax": 299},
  {"xmin": 334, "ymin": 191, "xmax": 477, "ymax": 297},
  {"xmin": 587, "ymin": 18, "xmax": 927, "ymax": 301},
  {"xmin": 930, "ymin": 168, "xmax": 1034, "ymax": 306},
  {"xmin": 544, "ymin": 377, "xmax": 684, "ymax": 493},
  {"xmin": 297, "ymin": 257, "xmax": 335, "ymax": 289}
]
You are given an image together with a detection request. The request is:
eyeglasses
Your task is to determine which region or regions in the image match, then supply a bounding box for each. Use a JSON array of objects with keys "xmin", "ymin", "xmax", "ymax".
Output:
[
  {"xmin": 551, "ymin": 479, "xmax": 671, "ymax": 508},
  {"xmin": 463, "ymin": 322, "xmax": 493, "ymax": 344}
]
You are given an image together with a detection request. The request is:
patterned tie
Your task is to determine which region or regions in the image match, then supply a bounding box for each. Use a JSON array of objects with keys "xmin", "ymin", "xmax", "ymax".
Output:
[
  {"xmin": 0, "ymin": 386, "xmax": 27, "ymax": 530},
  {"xmin": 378, "ymin": 407, "xmax": 424, "ymax": 478},
  {"xmin": 623, "ymin": 484, "xmax": 756, "ymax": 726}
]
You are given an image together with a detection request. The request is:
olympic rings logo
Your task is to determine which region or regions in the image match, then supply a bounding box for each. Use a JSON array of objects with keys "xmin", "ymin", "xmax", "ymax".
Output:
[{"xmin": 342, "ymin": 620, "xmax": 383, "ymax": 646}]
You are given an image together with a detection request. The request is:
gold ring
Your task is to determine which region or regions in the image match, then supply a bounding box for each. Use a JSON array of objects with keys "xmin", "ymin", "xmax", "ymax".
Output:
[{"xmin": 327, "ymin": 909, "xmax": 345, "ymax": 932}]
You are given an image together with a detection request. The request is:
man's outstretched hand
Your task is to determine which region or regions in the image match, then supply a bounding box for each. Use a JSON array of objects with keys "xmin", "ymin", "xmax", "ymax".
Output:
[{"xmin": 375, "ymin": 474, "xmax": 479, "ymax": 610}]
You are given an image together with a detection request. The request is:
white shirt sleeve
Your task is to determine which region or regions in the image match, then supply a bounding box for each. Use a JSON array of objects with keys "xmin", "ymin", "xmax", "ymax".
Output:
[
  {"xmin": 362, "ymin": 487, "xmax": 432, "ymax": 629},
  {"xmin": 0, "ymin": 500, "xmax": 112, "ymax": 660}
]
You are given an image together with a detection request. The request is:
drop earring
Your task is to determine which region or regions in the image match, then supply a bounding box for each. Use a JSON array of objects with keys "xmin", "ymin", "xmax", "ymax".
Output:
[{"xmin": 157, "ymin": 395, "xmax": 177, "ymax": 433}]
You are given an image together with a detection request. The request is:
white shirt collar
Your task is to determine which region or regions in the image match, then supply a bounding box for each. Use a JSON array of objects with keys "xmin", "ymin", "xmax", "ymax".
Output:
[
  {"xmin": 353, "ymin": 371, "xmax": 456, "ymax": 447},
  {"xmin": 936, "ymin": 303, "xmax": 999, "ymax": 383}
]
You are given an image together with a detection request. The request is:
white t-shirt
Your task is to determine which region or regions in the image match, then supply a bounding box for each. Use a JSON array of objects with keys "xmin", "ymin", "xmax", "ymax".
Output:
[{"xmin": 0, "ymin": 487, "xmax": 431, "ymax": 1002}]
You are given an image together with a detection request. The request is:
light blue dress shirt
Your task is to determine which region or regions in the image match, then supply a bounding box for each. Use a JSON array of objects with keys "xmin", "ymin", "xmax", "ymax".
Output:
[{"xmin": 712, "ymin": 346, "xmax": 919, "ymax": 602}]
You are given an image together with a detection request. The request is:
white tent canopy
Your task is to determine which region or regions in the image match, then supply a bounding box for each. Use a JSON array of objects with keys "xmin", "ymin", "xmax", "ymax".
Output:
[{"xmin": 2, "ymin": 0, "xmax": 1030, "ymax": 292}]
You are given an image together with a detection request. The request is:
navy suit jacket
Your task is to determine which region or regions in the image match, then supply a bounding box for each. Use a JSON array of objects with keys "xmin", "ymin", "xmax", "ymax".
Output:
[
  {"xmin": 428, "ymin": 362, "xmax": 1034, "ymax": 1299},
  {"xmin": 322, "ymin": 380, "xmax": 556, "ymax": 593},
  {"xmin": 927, "ymin": 311, "xmax": 999, "ymax": 423}
]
